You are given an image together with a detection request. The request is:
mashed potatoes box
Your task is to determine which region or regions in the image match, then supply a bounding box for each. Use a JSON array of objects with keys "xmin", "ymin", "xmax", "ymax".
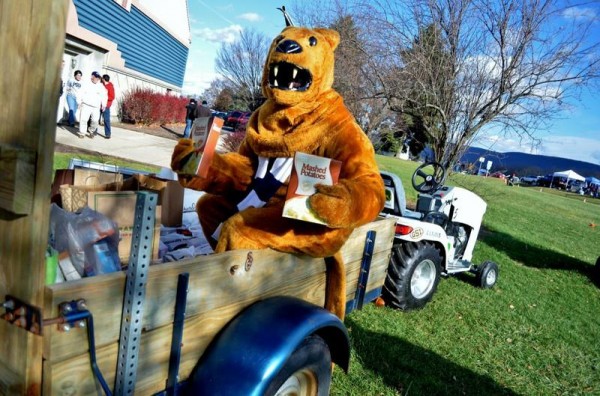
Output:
[
  {"xmin": 181, "ymin": 116, "xmax": 224, "ymax": 178},
  {"xmin": 282, "ymin": 152, "xmax": 341, "ymax": 225}
]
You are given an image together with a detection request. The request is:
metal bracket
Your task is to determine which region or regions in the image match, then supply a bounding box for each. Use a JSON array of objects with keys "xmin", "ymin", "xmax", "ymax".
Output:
[
  {"xmin": 114, "ymin": 191, "xmax": 157, "ymax": 395},
  {"xmin": 165, "ymin": 273, "xmax": 190, "ymax": 395},
  {"xmin": 1, "ymin": 295, "xmax": 43, "ymax": 335},
  {"xmin": 351, "ymin": 230, "xmax": 377, "ymax": 312}
]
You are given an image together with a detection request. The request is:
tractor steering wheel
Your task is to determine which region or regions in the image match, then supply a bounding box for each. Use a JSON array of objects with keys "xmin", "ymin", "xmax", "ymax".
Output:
[{"xmin": 411, "ymin": 162, "xmax": 447, "ymax": 194}]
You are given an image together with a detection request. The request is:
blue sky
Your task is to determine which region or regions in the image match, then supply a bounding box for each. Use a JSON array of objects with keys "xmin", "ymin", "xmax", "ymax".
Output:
[{"xmin": 183, "ymin": 1, "xmax": 600, "ymax": 166}]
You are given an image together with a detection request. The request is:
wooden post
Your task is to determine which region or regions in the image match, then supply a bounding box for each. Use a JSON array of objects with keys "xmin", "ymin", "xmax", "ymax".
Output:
[{"xmin": 0, "ymin": 0, "xmax": 68, "ymax": 394}]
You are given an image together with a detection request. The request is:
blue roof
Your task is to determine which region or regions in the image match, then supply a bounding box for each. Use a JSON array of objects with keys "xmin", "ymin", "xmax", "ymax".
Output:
[
  {"xmin": 585, "ymin": 176, "xmax": 600, "ymax": 185},
  {"xmin": 74, "ymin": 0, "xmax": 188, "ymax": 87}
]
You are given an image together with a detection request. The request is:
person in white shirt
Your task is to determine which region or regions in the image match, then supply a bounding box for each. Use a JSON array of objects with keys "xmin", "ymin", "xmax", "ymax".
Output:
[
  {"xmin": 65, "ymin": 69, "xmax": 82, "ymax": 127},
  {"xmin": 76, "ymin": 71, "xmax": 107, "ymax": 138}
]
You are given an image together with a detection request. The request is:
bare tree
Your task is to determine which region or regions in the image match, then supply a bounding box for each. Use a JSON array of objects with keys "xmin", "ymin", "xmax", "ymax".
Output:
[
  {"xmin": 293, "ymin": 0, "xmax": 600, "ymax": 168},
  {"xmin": 215, "ymin": 28, "xmax": 271, "ymax": 111},
  {"xmin": 362, "ymin": 0, "xmax": 600, "ymax": 168},
  {"xmin": 292, "ymin": 1, "xmax": 395, "ymax": 139}
]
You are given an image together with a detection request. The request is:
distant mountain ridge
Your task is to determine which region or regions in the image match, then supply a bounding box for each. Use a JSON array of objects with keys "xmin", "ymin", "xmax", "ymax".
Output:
[{"xmin": 461, "ymin": 147, "xmax": 600, "ymax": 178}]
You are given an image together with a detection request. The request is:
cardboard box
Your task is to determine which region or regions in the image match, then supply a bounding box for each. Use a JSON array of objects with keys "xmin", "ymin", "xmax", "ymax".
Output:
[
  {"xmin": 59, "ymin": 174, "xmax": 184, "ymax": 227},
  {"xmin": 282, "ymin": 152, "xmax": 341, "ymax": 225},
  {"xmin": 73, "ymin": 168, "xmax": 123, "ymax": 186},
  {"xmin": 135, "ymin": 175, "xmax": 184, "ymax": 227},
  {"xmin": 86, "ymin": 191, "xmax": 161, "ymax": 263}
]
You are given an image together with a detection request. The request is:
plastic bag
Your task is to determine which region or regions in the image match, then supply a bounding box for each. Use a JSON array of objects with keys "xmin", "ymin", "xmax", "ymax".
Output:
[{"xmin": 49, "ymin": 204, "xmax": 121, "ymax": 279}]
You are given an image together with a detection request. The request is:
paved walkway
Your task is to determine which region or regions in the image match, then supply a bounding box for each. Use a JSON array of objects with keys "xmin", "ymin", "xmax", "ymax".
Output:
[{"xmin": 55, "ymin": 124, "xmax": 178, "ymax": 168}]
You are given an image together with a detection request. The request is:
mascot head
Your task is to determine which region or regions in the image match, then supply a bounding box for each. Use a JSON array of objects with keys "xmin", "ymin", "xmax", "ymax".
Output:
[{"xmin": 262, "ymin": 26, "xmax": 340, "ymax": 106}]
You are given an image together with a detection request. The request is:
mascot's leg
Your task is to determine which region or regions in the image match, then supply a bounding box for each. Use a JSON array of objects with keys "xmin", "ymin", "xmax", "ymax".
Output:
[
  {"xmin": 215, "ymin": 207, "xmax": 352, "ymax": 320},
  {"xmin": 324, "ymin": 252, "xmax": 346, "ymax": 320},
  {"xmin": 196, "ymin": 193, "xmax": 239, "ymax": 250}
]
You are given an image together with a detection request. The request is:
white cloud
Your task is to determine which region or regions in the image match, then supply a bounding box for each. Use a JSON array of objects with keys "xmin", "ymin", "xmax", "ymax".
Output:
[
  {"xmin": 192, "ymin": 24, "xmax": 242, "ymax": 43},
  {"xmin": 238, "ymin": 13, "xmax": 262, "ymax": 22},
  {"xmin": 536, "ymin": 135, "xmax": 600, "ymax": 164},
  {"xmin": 562, "ymin": 7, "xmax": 597, "ymax": 21}
]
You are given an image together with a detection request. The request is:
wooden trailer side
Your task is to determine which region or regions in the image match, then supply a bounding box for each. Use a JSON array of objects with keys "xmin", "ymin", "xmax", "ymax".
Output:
[
  {"xmin": 42, "ymin": 218, "xmax": 394, "ymax": 395},
  {"xmin": 0, "ymin": 0, "xmax": 69, "ymax": 394}
]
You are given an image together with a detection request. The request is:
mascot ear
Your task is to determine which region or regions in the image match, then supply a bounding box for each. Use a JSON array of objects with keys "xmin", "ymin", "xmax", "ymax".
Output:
[{"xmin": 314, "ymin": 28, "xmax": 340, "ymax": 51}]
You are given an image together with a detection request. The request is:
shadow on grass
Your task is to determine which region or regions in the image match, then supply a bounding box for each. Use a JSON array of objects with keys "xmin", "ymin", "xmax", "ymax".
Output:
[
  {"xmin": 345, "ymin": 317, "xmax": 518, "ymax": 395},
  {"xmin": 480, "ymin": 229, "xmax": 596, "ymax": 282}
]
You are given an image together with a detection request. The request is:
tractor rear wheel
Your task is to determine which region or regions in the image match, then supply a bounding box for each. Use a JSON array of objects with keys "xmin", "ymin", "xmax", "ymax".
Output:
[{"xmin": 383, "ymin": 241, "xmax": 442, "ymax": 310}]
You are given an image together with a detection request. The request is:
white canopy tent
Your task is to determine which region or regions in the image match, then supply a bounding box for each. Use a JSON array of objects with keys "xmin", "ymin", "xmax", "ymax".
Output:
[
  {"xmin": 552, "ymin": 170, "xmax": 585, "ymax": 188},
  {"xmin": 553, "ymin": 170, "xmax": 585, "ymax": 181}
]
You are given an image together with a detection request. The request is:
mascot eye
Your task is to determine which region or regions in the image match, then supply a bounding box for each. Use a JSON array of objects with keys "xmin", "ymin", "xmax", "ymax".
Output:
[{"xmin": 309, "ymin": 36, "xmax": 317, "ymax": 46}]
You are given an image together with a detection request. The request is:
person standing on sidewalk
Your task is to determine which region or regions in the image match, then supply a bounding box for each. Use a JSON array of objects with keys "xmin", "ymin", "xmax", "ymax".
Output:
[
  {"xmin": 77, "ymin": 71, "xmax": 107, "ymax": 138},
  {"xmin": 183, "ymin": 98, "xmax": 199, "ymax": 138},
  {"xmin": 65, "ymin": 70, "xmax": 83, "ymax": 127},
  {"xmin": 101, "ymin": 74, "xmax": 115, "ymax": 139}
]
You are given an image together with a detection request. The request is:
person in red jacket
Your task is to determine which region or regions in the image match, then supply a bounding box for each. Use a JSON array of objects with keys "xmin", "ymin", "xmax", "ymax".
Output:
[{"xmin": 101, "ymin": 74, "xmax": 116, "ymax": 139}]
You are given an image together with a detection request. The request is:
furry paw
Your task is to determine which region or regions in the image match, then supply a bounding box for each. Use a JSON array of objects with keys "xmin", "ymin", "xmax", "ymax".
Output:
[
  {"xmin": 308, "ymin": 182, "xmax": 352, "ymax": 228},
  {"xmin": 171, "ymin": 138, "xmax": 196, "ymax": 173}
]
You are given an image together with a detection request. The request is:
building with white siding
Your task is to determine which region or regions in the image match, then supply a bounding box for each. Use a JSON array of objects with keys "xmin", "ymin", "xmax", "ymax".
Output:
[{"xmin": 59, "ymin": 0, "xmax": 191, "ymax": 121}]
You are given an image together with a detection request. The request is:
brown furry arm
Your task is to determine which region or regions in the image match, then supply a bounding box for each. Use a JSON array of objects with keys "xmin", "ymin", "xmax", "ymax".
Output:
[
  {"xmin": 309, "ymin": 128, "xmax": 385, "ymax": 228},
  {"xmin": 171, "ymin": 138, "xmax": 256, "ymax": 194}
]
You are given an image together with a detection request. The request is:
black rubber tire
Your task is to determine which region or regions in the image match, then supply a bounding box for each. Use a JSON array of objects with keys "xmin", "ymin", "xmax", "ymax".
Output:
[
  {"xmin": 382, "ymin": 241, "xmax": 442, "ymax": 310},
  {"xmin": 477, "ymin": 261, "xmax": 499, "ymax": 289},
  {"xmin": 265, "ymin": 335, "xmax": 332, "ymax": 396}
]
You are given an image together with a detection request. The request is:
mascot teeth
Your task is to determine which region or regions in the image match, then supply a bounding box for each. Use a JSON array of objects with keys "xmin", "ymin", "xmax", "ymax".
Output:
[{"xmin": 269, "ymin": 61, "xmax": 312, "ymax": 92}]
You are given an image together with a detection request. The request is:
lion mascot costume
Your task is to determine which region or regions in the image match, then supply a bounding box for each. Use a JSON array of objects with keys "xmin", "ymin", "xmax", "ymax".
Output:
[{"xmin": 171, "ymin": 24, "xmax": 385, "ymax": 320}]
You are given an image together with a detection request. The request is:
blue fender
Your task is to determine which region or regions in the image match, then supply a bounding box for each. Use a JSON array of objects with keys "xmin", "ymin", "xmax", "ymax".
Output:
[{"xmin": 185, "ymin": 296, "xmax": 350, "ymax": 396}]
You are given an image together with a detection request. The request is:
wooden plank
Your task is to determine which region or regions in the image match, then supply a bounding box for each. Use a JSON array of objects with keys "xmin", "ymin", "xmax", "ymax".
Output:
[
  {"xmin": 45, "ymin": 260, "xmax": 328, "ymax": 395},
  {"xmin": 345, "ymin": 250, "xmax": 392, "ymax": 300},
  {"xmin": 340, "ymin": 217, "xmax": 395, "ymax": 264},
  {"xmin": 0, "ymin": 0, "xmax": 69, "ymax": 393},
  {"xmin": 44, "ymin": 249, "xmax": 327, "ymax": 362},
  {"xmin": 44, "ymin": 218, "xmax": 395, "ymax": 362},
  {"xmin": 43, "ymin": 218, "xmax": 395, "ymax": 393}
]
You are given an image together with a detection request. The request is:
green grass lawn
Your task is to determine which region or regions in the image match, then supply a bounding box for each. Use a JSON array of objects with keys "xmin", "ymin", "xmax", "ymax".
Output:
[
  {"xmin": 332, "ymin": 156, "xmax": 600, "ymax": 395},
  {"xmin": 53, "ymin": 152, "xmax": 161, "ymax": 175}
]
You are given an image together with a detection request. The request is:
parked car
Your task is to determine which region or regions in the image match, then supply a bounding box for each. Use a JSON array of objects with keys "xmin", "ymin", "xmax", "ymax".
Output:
[
  {"xmin": 520, "ymin": 175, "xmax": 540, "ymax": 185},
  {"xmin": 490, "ymin": 171, "xmax": 507, "ymax": 180},
  {"xmin": 537, "ymin": 174, "xmax": 553, "ymax": 187},
  {"xmin": 224, "ymin": 110, "xmax": 251, "ymax": 130},
  {"xmin": 569, "ymin": 180, "xmax": 586, "ymax": 193},
  {"xmin": 212, "ymin": 111, "xmax": 228, "ymax": 120}
]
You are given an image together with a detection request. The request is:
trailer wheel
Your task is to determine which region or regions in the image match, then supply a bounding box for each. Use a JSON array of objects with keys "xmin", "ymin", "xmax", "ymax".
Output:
[
  {"xmin": 476, "ymin": 261, "xmax": 499, "ymax": 289},
  {"xmin": 265, "ymin": 335, "xmax": 332, "ymax": 396},
  {"xmin": 383, "ymin": 241, "xmax": 442, "ymax": 310}
]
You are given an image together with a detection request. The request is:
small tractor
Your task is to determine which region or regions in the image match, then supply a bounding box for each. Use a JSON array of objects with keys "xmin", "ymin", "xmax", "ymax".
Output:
[{"xmin": 380, "ymin": 162, "xmax": 499, "ymax": 310}]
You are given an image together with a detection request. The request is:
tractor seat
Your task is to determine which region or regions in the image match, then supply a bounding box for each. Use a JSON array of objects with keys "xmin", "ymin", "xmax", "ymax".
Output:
[{"xmin": 380, "ymin": 171, "xmax": 423, "ymax": 220}]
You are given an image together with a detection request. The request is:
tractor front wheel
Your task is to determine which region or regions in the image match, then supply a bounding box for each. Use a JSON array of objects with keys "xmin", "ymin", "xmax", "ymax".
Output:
[
  {"xmin": 476, "ymin": 261, "xmax": 499, "ymax": 289},
  {"xmin": 383, "ymin": 241, "xmax": 442, "ymax": 310}
]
